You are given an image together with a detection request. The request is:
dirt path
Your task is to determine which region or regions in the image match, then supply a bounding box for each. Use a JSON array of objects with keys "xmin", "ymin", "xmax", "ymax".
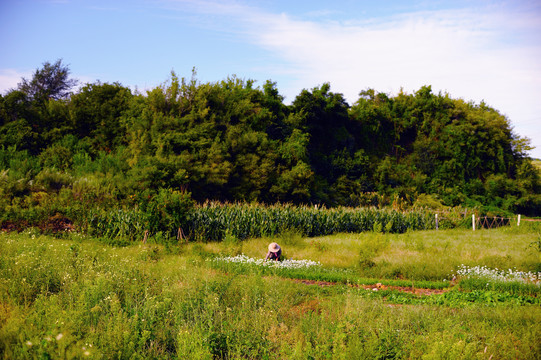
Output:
[{"xmin": 290, "ymin": 278, "xmax": 450, "ymax": 296}]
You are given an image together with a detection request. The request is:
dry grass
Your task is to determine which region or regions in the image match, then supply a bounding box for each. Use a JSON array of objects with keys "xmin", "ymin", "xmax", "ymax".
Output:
[{"xmin": 197, "ymin": 225, "xmax": 540, "ymax": 280}]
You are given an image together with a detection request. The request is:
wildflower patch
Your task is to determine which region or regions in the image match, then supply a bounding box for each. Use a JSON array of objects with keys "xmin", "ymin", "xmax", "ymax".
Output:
[
  {"xmin": 453, "ymin": 265, "xmax": 540, "ymax": 285},
  {"xmin": 211, "ymin": 254, "xmax": 321, "ymax": 270}
]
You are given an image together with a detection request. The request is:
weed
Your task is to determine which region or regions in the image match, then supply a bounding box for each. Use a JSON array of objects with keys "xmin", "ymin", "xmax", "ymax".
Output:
[
  {"xmin": 2, "ymin": 229, "xmax": 541, "ymax": 359},
  {"xmin": 309, "ymin": 239, "xmax": 329, "ymax": 252},
  {"xmin": 277, "ymin": 228, "xmax": 305, "ymax": 248},
  {"xmin": 359, "ymin": 232, "xmax": 389, "ymax": 269},
  {"xmin": 528, "ymin": 232, "xmax": 541, "ymax": 252}
]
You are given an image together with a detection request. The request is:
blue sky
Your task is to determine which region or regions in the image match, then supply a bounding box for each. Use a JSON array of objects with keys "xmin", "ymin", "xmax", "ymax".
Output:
[{"xmin": 1, "ymin": 0, "xmax": 540, "ymax": 158}]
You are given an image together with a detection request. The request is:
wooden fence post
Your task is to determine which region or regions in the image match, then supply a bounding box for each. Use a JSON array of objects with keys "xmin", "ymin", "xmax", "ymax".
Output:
[
  {"xmin": 472, "ymin": 215, "xmax": 475, "ymax": 231},
  {"xmin": 435, "ymin": 214, "xmax": 439, "ymax": 230},
  {"xmin": 517, "ymin": 214, "xmax": 521, "ymax": 226},
  {"xmin": 143, "ymin": 230, "xmax": 149, "ymax": 243},
  {"xmin": 177, "ymin": 227, "xmax": 186, "ymax": 243}
]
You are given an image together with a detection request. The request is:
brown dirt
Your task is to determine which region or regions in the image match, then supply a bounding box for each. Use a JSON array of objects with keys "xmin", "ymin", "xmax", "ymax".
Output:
[
  {"xmin": 39, "ymin": 214, "xmax": 75, "ymax": 233},
  {"xmin": 1, "ymin": 214, "xmax": 75, "ymax": 233},
  {"xmin": 0, "ymin": 220, "xmax": 30, "ymax": 232},
  {"xmin": 290, "ymin": 278, "xmax": 449, "ymax": 296}
]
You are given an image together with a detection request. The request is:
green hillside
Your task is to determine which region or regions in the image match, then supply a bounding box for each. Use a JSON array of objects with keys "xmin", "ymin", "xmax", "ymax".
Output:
[{"xmin": 1, "ymin": 60, "xmax": 540, "ymax": 237}]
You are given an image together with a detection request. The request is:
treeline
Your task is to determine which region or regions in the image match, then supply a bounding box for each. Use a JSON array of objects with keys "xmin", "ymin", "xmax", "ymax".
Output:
[{"xmin": 0, "ymin": 59, "xmax": 540, "ymax": 228}]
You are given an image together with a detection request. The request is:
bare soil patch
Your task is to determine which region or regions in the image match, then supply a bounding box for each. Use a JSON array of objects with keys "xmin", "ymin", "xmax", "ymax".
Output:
[
  {"xmin": 1, "ymin": 214, "xmax": 75, "ymax": 233},
  {"xmin": 39, "ymin": 214, "xmax": 75, "ymax": 233},
  {"xmin": 290, "ymin": 278, "xmax": 449, "ymax": 296}
]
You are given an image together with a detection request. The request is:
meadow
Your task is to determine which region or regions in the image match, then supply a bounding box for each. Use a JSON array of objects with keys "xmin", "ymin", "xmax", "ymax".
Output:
[{"xmin": 0, "ymin": 223, "xmax": 540, "ymax": 359}]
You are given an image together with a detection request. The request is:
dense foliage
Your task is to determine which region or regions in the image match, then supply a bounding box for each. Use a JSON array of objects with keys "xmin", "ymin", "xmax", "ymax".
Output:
[{"xmin": 1, "ymin": 60, "xmax": 540, "ymax": 236}]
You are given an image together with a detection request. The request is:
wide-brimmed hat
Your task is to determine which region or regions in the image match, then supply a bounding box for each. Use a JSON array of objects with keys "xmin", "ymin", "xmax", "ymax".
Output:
[{"xmin": 268, "ymin": 242, "xmax": 280, "ymax": 252}]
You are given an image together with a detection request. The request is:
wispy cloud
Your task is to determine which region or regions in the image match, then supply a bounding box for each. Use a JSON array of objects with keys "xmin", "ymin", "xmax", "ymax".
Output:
[
  {"xmin": 0, "ymin": 69, "xmax": 28, "ymax": 94},
  {"xmin": 162, "ymin": 1, "xmax": 540, "ymax": 98},
  {"xmin": 251, "ymin": 6, "xmax": 540, "ymax": 101},
  {"xmin": 162, "ymin": 0, "xmax": 541, "ymax": 154}
]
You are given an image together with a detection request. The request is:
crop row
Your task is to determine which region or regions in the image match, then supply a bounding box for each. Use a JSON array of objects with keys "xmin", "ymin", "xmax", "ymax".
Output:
[
  {"xmin": 189, "ymin": 203, "xmax": 435, "ymax": 241},
  {"xmin": 81, "ymin": 202, "xmax": 469, "ymax": 243}
]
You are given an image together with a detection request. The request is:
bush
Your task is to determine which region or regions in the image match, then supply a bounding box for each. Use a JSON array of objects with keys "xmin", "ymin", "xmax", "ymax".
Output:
[
  {"xmin": 38, "ymin": 144, "xmax": 73, "ymax": 170},
  {"xmin": 139, "ymin": 188, "xmax": 195, "ymax": 238},
  {"xmin": 413, "ymin": 193, "xmax": 445, "ymax": 210},
  {"xmin": 34, "ymin": 168, "xmax": 73, "ymax": 192}
]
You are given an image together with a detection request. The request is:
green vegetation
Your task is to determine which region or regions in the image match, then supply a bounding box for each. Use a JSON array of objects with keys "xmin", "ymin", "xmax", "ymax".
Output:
[
  {"xmin": 533, "ymin": 159, "xmax": 541, "ymax": 172},
  {"xmin": 183, "ymin": 202, "xmax": 446, "ymax": 241},
  {"xmin": 1, "ymin": 60, "xmax": 540, "ymax": 241},
  {"xmin": 1, "ymin": 225, "xmax": 540, "ymax": 359},
  {"xmin": 208, "ymin": 223, "xmax": 541, "ymax": 281},
  {"xmin": 1, "ymin": 59, "xmax": 540, "ymax": 358}
]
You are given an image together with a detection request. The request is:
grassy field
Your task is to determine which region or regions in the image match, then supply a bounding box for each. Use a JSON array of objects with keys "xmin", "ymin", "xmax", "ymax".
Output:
[
  {"xmin": 1, "ymin": 224, "xmax": 540, "ymax": 359},
  {"xmin": 210, "ymin": 226, "xmax": 540, "ymax": 279}
]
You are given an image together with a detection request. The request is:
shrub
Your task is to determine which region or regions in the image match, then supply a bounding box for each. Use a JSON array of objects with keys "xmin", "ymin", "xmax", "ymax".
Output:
[
  {"xmin": 139, "ymin": 188, "xmax": 195, "ymax": 238},
  {"xmin": 34, "ymin": 168, "xmax": 73, "ymax": 192},
  {"xmin": 38, "ymin": 144, "xmax": 73, "ymax": 170}
]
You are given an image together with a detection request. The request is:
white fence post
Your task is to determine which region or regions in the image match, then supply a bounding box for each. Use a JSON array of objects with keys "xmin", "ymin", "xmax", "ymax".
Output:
[
  {"xmin": 472, "ymin": 214, "xmax": 475, "ymax": 231},
  {"xmin": 517, "ymin": 214, "xmax": 521, "ymax": 226},
  {"xmin": 435, "ymin": 214, "xmax": 439, "ymax": 230}
]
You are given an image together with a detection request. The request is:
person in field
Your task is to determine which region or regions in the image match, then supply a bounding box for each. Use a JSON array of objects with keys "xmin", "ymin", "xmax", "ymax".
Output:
[{"xmin": 265, "ymin": 242, "xmax": 282, "ymax": 261}]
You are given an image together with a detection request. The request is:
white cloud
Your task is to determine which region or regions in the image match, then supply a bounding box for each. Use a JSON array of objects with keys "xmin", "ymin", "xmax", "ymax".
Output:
[
  {"xmin": 0, "ymin": 69, "xmax": 28, "ymax": 94},
  {"xmin": 248, "ymin": 8, "xmax": 540, "ymax": 99},
  {"xmin": 178, "ymin": 1, "xmax": 541, "ymax": 156}
]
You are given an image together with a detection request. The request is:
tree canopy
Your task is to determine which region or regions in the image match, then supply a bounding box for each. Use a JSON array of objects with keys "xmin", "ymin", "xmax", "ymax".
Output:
[
  {"xmin": 1, "ymin": 60, "xmax": 539, "ymax": 216},
  {"xmin": 17, "ymin": 59, "xmax": 78, "ymax": 101}
]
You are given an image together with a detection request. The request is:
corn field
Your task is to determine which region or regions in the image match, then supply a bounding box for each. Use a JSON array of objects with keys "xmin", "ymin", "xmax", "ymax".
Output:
[
  {"xmin": 189, "ymin": 202, "xmax": 437, "ymax": 241},
  {"xmin": 85, "ymin": 208, "xmax": 146, "ymax": 242},
  {"xmin": 82, "ymin": 202, "xmax": 448, "ymax": 243}
]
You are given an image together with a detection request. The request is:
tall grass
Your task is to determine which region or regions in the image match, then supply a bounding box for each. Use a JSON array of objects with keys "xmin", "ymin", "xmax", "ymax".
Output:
[
  {"xmin": 201, "ymin": 224, "xmax": 540, "ymax": 282},
  {"xmin": 1, "ymin": 231, "xmax": 540, "ymax": 359}
]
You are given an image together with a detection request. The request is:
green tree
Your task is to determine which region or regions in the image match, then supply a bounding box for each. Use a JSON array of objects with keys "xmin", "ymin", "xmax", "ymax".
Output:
[
  {"xmin": 349, "ymin": 89, "xmax": 395, "ymax": 158},
  {"xmin": 1, "ymin": 60, "xmax": 78, "ymax": 154},
  {"xmin": 0, "ymin": 91, "xmax": 40, "ymax": 153},
  {"xmin": 289, "ymin": 83, "xmax": 355, "ymax": 203},
  {"xmin": 17, "ymin": 59, "xmax": 78, "ymax": 101},
  {"xmin": 70, "ymin": 82, "xmax": 133, "ymax": 153}
]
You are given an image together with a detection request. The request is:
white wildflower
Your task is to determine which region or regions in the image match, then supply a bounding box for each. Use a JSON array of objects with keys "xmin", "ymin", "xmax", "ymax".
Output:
[
  {"xmin": 212, "ymin": 254, "xmax": 321, "ymax": 269},
  {"xmin": 454, "ymin": 265, "xmax": 540, "ymax": 285}
]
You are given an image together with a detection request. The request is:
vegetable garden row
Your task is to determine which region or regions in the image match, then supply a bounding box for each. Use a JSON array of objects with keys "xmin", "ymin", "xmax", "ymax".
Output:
[{"xmin": 83, "ymin": 201, "xmax": 473, "ymax": 243}]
